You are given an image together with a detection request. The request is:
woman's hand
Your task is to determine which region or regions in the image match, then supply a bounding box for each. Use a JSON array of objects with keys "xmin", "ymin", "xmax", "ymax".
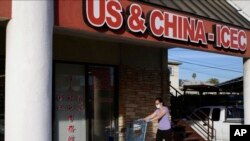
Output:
[{"xmin": 143, "ymin": 118, "xmax": 151, "ymax": 122}]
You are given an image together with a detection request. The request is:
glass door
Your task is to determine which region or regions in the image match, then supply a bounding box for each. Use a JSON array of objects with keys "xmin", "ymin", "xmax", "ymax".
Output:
[
  {"xmin": 53, "ymin": 63, "xmax": 117, "ymax": 141},
  {"xmin": 88, "ymin": 66, "xmax": 117, "ymax": 141},
  {"xmin": 54, "ymin": 63, "xmax": 87, "ymax": 141}
]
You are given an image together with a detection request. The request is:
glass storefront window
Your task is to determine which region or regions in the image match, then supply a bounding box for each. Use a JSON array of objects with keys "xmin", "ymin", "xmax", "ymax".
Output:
[
  {"xmin": 54, "ymin": 63, "xmax": 87, "ymax": 141},
  {"xmin": 54, "ymin": 63, "xmax": 117, "ymax": 141}
]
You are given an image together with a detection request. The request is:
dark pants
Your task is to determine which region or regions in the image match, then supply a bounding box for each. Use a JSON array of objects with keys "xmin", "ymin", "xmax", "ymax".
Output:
[{"xmin": 156, "ymin": 129, "xmax": 171, "ymax": 141}]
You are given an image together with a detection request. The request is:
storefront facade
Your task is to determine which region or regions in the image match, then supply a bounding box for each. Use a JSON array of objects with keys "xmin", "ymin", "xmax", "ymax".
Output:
[
  {"xmin": 1, "ymin": 0, "xmax": 250, "ymax": 141},
  {"xmin": 52, "ymin": 33, "xmax": 167, "ymax": 141}
]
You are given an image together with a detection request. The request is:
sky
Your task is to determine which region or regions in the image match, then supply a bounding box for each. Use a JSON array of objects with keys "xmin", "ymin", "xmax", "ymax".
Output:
[{"xmin": 168, "ymin": 48, "xmax": 243, "ymax": 83}]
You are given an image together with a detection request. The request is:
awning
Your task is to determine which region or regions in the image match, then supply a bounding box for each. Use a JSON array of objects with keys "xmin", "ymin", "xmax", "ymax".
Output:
[
  {"xmin": 183, "ymin": 84, "xmax": 221, "ymax": 92},
  {"xmin": 216, "ymin": 77, "xmax": 243, "ymax": 92}
]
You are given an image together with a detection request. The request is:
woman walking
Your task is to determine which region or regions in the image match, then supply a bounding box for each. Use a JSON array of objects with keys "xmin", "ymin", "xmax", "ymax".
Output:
[{"xmin": 143, "ymin": 97, "xmax": 171, "ymax": 141}]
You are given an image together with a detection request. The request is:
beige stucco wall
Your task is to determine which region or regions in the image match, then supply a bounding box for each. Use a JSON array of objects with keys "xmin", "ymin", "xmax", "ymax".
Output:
[{"xmin": 169, "ymin": 63, "xmax": 182, "ymax": 95}]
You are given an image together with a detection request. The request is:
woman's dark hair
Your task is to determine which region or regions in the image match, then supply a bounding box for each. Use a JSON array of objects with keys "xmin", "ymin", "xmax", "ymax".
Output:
[{"xmin": 155, "ymin": 97, "xmax": 164, "ymax": 105}]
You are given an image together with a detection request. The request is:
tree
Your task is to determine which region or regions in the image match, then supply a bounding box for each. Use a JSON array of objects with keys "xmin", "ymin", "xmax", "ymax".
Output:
[
  {"xmin": 207, "ymin": 78, "xmax": 219, "ymax": 85},
  {"xmin": 192, "ymin": 73, "xmax": 197, "ymax": 80}
]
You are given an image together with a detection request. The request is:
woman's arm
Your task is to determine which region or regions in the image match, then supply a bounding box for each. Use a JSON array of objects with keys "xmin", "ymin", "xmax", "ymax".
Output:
[
  {"xmin": 151, "ymin": 108, "xmax": 167, "ymax": 122},
  {"xmin": 143, "ymin": 112, "xmax": 157, "ymax": 121}
]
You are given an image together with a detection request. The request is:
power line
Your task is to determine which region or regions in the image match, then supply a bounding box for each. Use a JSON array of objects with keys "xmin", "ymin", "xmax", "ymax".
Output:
[
  {"xmin": 179, "ymin": 67, "xmax": 236, "ymax": 80},
  {"xmin": 169, "ymin": 54, "xmax": 242, "ymax": 71},
  {"xmin": 180, "ymin": 60, "xmax": 242, "ymax": 73},
  {"xmin": 169, "ymin": 58, "xmax": 242, "ymax": 73},
  {"xmin": 168, "ymin": 48, "xmax": 242, "ymax": 65}
]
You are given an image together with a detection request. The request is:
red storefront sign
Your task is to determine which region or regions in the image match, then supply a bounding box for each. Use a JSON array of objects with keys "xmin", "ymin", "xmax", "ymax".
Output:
[
  {"xmin": 56, "ymin": 0, "xmax": 250, "ymax": 57},
  {"xmin": 0, "ymin": 0, "xmax": 11, "ymax": 19},
  {"xmin": 1, "ymin": 0, "xmax": 250, "ymax": 57},
  {"xmin": 85, "ymin": 0, "xmax": 247, "ymax": 52},
  {"xmin": 215, "ymin": 25, "xmax": 247, "ymax": 51}
]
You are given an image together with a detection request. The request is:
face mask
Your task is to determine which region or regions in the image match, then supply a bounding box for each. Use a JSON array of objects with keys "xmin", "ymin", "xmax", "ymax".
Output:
[{"xmin": 156, "ymin": 104, "xmax": 161, "ymax": 109}]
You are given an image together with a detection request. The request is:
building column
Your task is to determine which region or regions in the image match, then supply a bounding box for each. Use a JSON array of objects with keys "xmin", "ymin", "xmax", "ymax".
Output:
[
  {"xmin": 5, "ymin": 1, "xmax": 53, "ymax": 141},
  {"xmin": 244, "ymin": 58, "xmax": 250, "ymax": 124},
  {"xmin": 162, "ymin": 48, "xmax": 169, "ymax": 106}
]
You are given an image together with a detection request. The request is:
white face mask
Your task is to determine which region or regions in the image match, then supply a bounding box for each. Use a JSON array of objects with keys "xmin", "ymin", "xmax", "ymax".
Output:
[{"xmin": 156, "ymin": 104, "xmax": 161, "ymax": 109}]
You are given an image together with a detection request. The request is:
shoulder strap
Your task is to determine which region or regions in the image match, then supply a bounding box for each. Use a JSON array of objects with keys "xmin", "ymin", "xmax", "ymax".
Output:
[{"xmin": 158, "ymin": 113, "xmax": 166, "ymax": 123}]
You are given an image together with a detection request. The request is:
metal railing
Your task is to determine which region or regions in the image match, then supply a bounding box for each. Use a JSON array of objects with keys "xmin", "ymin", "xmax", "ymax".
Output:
[
  {"xmin": 170, "ymin": 84, "xmax": 183, "ymax": 97},
  {"xmin": 169, "ymin": 85, "xmax": 216, "ymax": 140},
  {"xmin": 187, "ymin": 109, "xmax": 216, "ymax": 141},
  {"xmin": 169, "ymin": 84, "xmax": 185, "ymax": 119}
]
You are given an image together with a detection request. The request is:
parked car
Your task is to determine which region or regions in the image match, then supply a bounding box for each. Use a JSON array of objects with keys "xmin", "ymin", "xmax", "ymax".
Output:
[{"xmin": 187, "ymin": 105, "xmax": 243, "ymax": 141}]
